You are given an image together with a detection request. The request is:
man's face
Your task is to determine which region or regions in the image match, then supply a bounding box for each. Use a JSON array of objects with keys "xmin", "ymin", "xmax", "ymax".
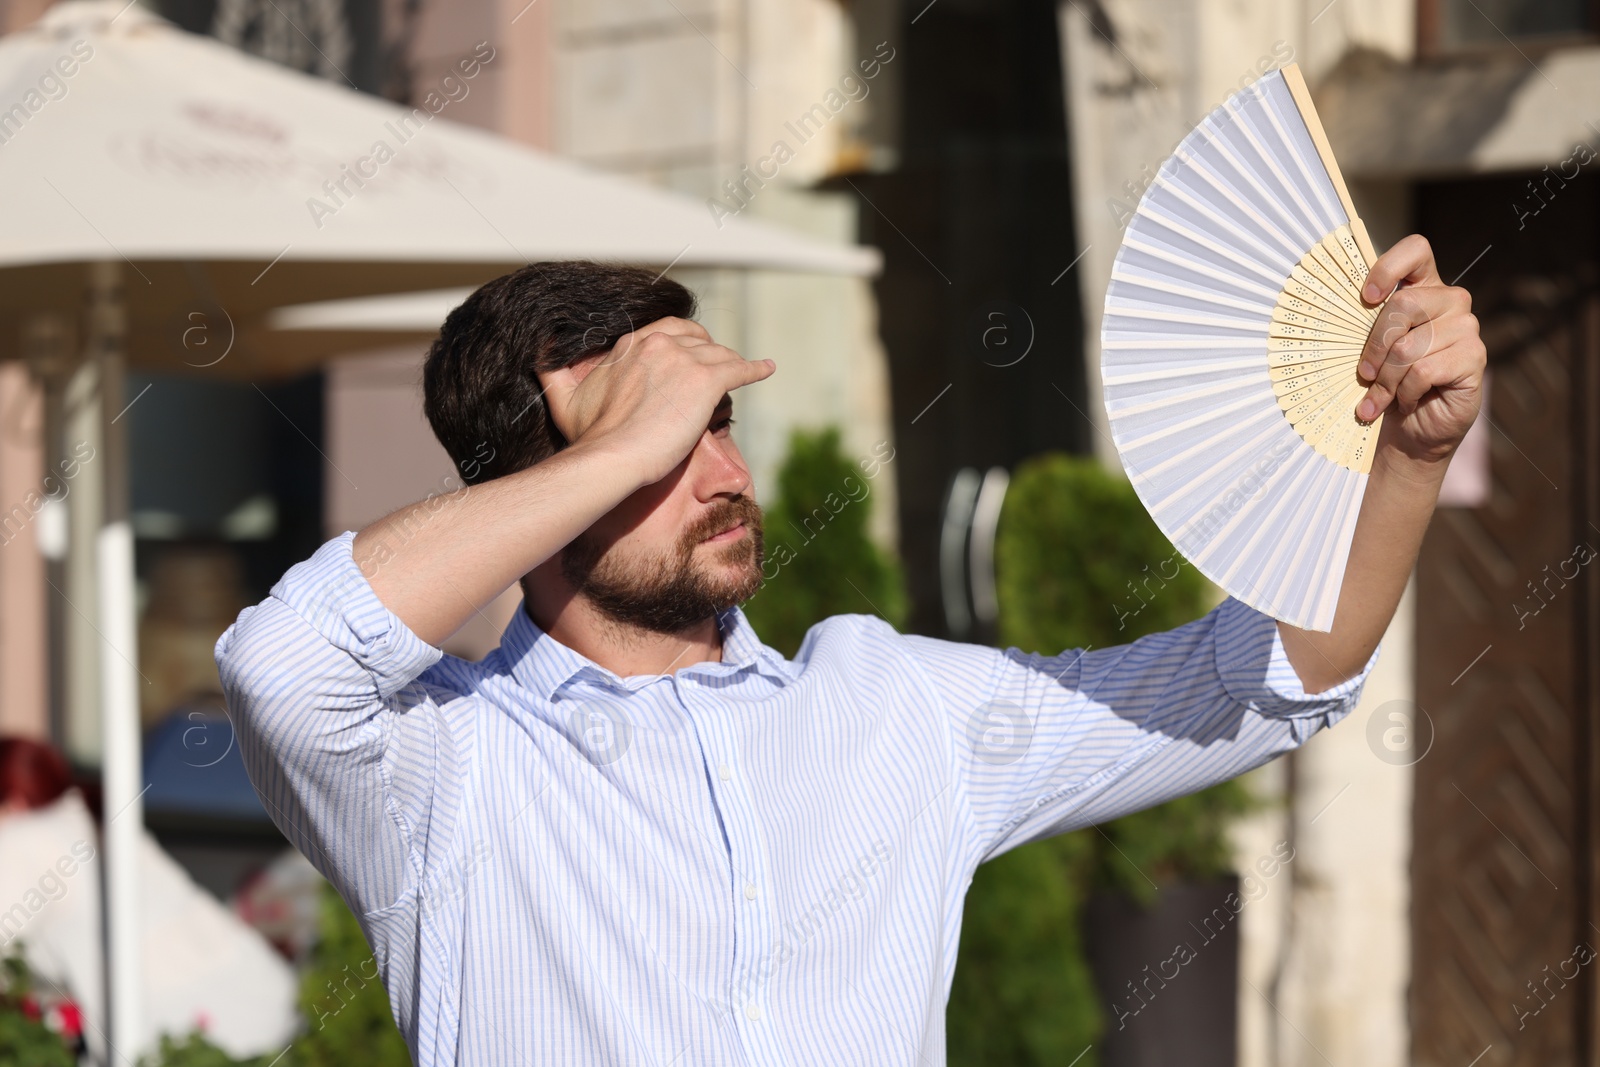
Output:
[{"xmin": 560, "ymin": 395, "xmax": 766, "ymax": 635}]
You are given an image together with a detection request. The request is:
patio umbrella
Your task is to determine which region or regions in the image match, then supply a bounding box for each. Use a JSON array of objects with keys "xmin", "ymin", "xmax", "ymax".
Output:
[
  {"xmin": 245, "ymin": 287, "xmax": 476, "ymax": 374},
  {"xmin": 0, "ymin": 1, "xmax": 879, "ymax": 1058},
  {"xmin": 0, "ymin": 0, "xmax": 877, "ymax": 374}
]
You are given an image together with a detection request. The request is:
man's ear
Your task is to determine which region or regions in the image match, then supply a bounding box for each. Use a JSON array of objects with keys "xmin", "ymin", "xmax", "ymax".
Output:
[
  {"xmin": 534, "ymin": 358, "xmax": 578, "ymax": 394},
  {"xmin": 568, "ymin": 357, "xmax": 603, "ymax": 386}
]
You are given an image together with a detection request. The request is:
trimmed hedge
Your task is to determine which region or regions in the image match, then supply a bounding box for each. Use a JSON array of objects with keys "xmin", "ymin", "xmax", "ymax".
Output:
[{"xmin": 741, "ymin": 426, "xmax": 906, "ymax": 655}]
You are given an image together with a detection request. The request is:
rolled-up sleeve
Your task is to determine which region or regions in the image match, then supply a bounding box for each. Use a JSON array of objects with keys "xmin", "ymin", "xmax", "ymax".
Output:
[
  {"xmin": 214, "ymin": 531, "xmax": 452, "ymax": 915},
  {"xmin": 901, "ymin": 596, "xmax": 1379, "ymax": 869}
]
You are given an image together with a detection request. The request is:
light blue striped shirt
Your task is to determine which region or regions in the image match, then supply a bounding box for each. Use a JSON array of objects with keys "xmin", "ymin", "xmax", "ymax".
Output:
[{"xmin": 215, "ymin": 531, "xmax": 1377, "ymax": 1066}]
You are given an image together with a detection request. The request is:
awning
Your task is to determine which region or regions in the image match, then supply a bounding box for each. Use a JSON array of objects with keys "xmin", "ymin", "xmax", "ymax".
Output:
[{"xmin": 1315, "ymin": 45, "xmax": 1600, "ymax": 181}]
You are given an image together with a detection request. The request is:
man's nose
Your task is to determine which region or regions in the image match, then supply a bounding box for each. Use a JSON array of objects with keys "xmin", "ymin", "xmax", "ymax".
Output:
[{"xmin": 693, "ymin": 432, "xmax": 750, "ymax": 500}]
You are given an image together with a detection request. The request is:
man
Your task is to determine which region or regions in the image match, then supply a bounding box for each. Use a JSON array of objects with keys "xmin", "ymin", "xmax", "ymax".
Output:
[{"xmin": 216, "ymin": 242, "xmax": 1484, "ymax": 1066}]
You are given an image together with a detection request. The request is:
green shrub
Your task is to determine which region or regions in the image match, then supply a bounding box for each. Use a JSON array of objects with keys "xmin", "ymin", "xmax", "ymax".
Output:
[
  {"xmin": 741, "ymin": 426, "xmax": 906, "ymax": 655},
  {"xmin": 290, "ymin": 881, "xmax": 412, "ymax": 1067},
  {"xmin": 0, "ymin": 948, "xmax": 76, "ymax": 1067},
  {"xmin": 947, "ymin": 453, "xmax": 1254, "ymax": 1067},
  {"xmin": 138, "ymin": 1031, "xmax": 273, "ymax": 1067},
  {"xmin": 990, "ymin": 452, "xmax": 1212, "ymax": 658},
  {"xmin": 946, "ymin": 829, "xmax": 1101, "ymax": 1067}
]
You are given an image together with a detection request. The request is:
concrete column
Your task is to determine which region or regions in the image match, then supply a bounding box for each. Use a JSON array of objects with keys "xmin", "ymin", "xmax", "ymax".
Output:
[{"xmin": 0, "ymin": 359, "xmax": 49, "ymax": 739}]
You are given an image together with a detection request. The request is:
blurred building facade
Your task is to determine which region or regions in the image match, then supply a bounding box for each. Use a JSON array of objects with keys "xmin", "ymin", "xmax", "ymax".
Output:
[{"xmin": 0, "ymin": 0, "xmax": 1596, "ymax": 1065}]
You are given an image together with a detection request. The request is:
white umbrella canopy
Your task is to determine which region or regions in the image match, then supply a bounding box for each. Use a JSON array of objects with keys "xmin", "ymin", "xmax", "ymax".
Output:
[
  {"xmin": 242, "ymin": 288, "xmax": 471, "ymax": 371},
  {"xmin": 0, "ymin": 0, "xmax": 878, "ymax": 377}
]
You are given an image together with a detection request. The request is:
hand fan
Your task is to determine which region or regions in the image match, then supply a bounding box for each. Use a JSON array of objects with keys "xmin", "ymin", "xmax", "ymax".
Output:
[{"xmin": 1101, "ymin": 63, "xmax": 1380, "ymax": 633}]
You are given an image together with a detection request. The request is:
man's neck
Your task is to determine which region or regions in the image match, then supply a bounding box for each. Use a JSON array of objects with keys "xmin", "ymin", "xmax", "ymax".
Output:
[{"xmin": 522, "ymin": 575, "xmax": 724, "ymax": 679}]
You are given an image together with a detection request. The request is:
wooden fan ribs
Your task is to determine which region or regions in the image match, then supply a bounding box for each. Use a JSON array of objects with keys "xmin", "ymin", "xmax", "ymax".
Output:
[
  {"xmin": 1268, "ymin": 226, "xmax": 1380, "ymax": 474},
  {"xmin": 1288, "ymin": 261, "xmax": 1371, "ymax": 323}
]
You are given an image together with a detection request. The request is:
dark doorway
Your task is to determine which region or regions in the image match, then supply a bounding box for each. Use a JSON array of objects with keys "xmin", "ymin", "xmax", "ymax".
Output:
[
  {"xmin": 1411, "ymin": 171, "xmax": 1600, "ymax": 1066},
  {"xmin": 849, "ymin": 0, "xmax": 1090, "ymax": 639}
]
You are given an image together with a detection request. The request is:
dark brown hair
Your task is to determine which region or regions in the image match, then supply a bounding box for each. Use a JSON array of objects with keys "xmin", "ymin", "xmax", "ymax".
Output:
[{"xmin": 423, "ymin": 261, "xmax": 697, "ymax": 486}]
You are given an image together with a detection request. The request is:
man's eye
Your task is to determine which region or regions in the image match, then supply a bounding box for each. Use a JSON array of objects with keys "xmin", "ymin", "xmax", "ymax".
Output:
[{"xmin": 713, "ymin": 417, "xmax": 736, "ymax": 433}]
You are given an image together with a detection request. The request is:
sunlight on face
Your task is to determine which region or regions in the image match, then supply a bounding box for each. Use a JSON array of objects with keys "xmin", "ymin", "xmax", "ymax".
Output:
[
  {"xmin": 554, "ymin": 378, "xmax": 762, "ymax": 635},
  {"xmin": 561, "ymin": 493, "xmax": 765, "ymax": 635}
]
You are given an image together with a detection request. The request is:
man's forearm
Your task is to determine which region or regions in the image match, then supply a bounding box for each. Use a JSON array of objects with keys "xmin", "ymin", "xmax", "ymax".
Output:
[
  {"xmin": 1276, "ymin": 449, "xmax": 1448, "ymax": 694},
  {"xmin": 352, "ymin": 440, "xmax": 645, "ymax": 647},
  {"xmin": 1271, "ymin": 231, "xmax": 1486, "ymax": 694}
]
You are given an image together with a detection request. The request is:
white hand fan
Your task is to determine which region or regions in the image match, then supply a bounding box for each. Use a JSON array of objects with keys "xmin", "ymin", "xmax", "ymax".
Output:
[{"xmin": 1101, "ymin": 63, "xmax": 1380, "ymax": 633}]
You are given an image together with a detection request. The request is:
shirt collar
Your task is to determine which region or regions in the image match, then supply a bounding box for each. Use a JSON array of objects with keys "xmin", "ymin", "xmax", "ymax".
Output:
[
  {"xmin": 715, "ymin": 603, "xmax": 799, "ymax": 685},
  {"xmin": 498, "ymin": 600, "xmax": 799, "ymax": 702}
]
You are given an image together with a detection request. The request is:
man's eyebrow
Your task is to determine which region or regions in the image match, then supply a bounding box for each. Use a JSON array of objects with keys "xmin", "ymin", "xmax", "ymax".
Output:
[{"xmin": 713, "ymin": 394, "xmax": 733, "ymax": 414}]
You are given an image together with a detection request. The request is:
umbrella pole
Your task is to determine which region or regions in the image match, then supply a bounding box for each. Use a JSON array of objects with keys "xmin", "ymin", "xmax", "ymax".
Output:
[{"xmin": 89, "ymin": 260, "xmax": 143, "ymax": 1062}]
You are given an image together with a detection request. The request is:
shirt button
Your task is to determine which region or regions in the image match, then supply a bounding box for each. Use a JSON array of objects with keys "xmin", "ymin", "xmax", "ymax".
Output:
[
  {"xmin": 744, "ymin": 883, "xmax": 758, "ymax": 900},
  {"xmin": 745, "ymin": 1003, "xmax": 762, "ymax": 1021},
  {"xmin": 718, "ymin": 764, "xmax": 732, "ymax": 781}
]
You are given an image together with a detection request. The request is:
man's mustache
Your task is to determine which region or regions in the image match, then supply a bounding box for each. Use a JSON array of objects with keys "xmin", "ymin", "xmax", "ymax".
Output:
[{"xmin": 684, "ymin": 496, "xmax": 763, "ymax": 547}]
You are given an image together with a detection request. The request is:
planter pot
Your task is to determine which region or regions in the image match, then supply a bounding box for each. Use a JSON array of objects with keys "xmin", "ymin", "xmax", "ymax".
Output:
[{"xmin": 1083, "ymin": 876, "xmax": 1240, "ymax": 1067}]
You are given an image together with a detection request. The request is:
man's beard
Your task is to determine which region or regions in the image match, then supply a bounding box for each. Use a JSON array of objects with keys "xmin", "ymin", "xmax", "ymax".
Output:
[{"xmin": 560, "ymin": 495, "xmax": 765, "ymax": 636}]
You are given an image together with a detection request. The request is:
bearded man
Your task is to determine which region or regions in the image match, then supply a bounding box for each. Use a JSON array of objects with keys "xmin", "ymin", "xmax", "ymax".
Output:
[{"xmin": 217, "ymin": 245, "xmax": 1484, "ymax": 1066}]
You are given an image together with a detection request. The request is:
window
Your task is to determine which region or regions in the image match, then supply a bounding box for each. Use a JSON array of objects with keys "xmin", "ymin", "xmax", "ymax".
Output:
[{"xmin": 1421, "ymin": 0, "xmax": 1596, "ymax": 54}]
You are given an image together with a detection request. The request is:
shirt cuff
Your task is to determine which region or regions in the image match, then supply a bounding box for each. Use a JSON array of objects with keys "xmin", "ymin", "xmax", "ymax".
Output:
[
  {"xmin": 1213, "ymin": 595, "xmax": 1379, "ymax": 721},
  {"xmin": 260, "ymin": 530, "xmax": 443, "ymax": 699}
]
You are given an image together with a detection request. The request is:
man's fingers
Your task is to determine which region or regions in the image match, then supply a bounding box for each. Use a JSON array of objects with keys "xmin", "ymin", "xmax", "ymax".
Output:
[
  {"xmin": 1356, "ymin": 288, "xmax": 1474, "ymax": 423},
  {"xmin": 533, "ymin": 314, "xmax": 771, "ymax": 457},
  {"xmin": 716, "ymin": 354, "xmax": 777, "ymax": 392},
  {"xmin": 1359, "ymin": 285, "xmax": 1471, "ymax": 377},
  {"xmin": 545, "ymin": 331, "xmax": 750, "ymax": 397},
  {"xmin": 576, "ymin": 315, "xmax": 710, "ymax": 373},
  {"xmin": 634, "ymin": 315, "xmax": 712, "ymax": 341},
  {"xmin": 1390, "ymin": 342, "xmax": 1481, "ymax": 415},
  {"xmin": 1369, "ymin": 342, "xmax": 1477, "ymax": 422},
  {"xmin": 1357, "ymin": 316, "xmax": 1478, "ymax": 421},
  {"xmin": 614, "ymin": 316, "xmax": 710, "ymax": 346},
  {"xmin": 610, "ymin": 316, "xmax": 711, "ymax": 361},
  {"xmin": 1343, "ymin": 234, "xmax": 1489, "ymax": 448},
  {"xmin": 1362, "ymin": 233, "xmax": 1443, "ymax": 305}
]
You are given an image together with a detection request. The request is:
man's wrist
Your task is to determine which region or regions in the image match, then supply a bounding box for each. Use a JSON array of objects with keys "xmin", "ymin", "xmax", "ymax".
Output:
[
  {"xmin": 552, "ymin": 435, "xmax": 658, "ymax": 496},
  {"xmin": 1372, "ymin": 441, "xmax": 1453, "ymax": 494}
]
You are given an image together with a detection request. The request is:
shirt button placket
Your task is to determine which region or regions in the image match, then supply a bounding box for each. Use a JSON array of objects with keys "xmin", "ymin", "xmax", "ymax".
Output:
[{"xmin": 673, "ymin": 675, "xmax": 786, "ymax": 1064}]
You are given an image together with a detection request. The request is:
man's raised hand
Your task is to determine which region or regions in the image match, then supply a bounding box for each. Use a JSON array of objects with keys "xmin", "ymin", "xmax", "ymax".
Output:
[
  {"xmin": 1355, "ymin": 234, "xmax": 1486, "ymax": 465},
  {"xmin": 538, "ymin": 318, "xmax": 776, "ymax": 487}
]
